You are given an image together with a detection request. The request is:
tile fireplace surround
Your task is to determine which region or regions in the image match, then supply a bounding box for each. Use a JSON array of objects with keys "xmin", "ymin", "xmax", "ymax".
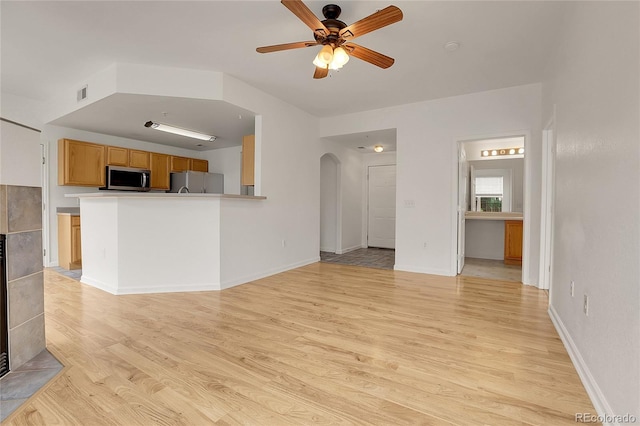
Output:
[{"xmin": 0, "ymin": 184, "xmax": 46, "ymax": 372}]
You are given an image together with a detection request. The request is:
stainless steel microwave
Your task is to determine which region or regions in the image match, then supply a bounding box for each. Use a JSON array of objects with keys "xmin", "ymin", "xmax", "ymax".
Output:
[{"xmin": 102, "ymin": 166, "xmax": 151, "ymax": 191}]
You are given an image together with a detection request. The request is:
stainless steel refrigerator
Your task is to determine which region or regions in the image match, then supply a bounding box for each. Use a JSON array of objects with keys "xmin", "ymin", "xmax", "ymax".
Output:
[{"xmin": 170, "ymin": 171, "xmax": 224, "ymax": 194}]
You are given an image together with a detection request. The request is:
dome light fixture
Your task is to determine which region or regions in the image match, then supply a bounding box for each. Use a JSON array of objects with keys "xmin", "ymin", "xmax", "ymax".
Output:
[{"xmin": 374, "ymin": 145, "xmax": 384, "ymax": 153}]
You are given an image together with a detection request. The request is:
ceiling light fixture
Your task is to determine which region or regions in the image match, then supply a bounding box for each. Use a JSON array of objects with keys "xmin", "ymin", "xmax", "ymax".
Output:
[
  {"xmin": 313, "ymin": 45, "xmax": 350, "ymax": 71},
  {"xmin": 374, "ymin": 145, "xmax": 384, "ymax": 153},
  {"xmin": 144, "ymin": 121, "xmax": 217, "ymax": 142},
  {"xmin": 481, "ymin": 147, "xmax": 524, "ymax": 157}
]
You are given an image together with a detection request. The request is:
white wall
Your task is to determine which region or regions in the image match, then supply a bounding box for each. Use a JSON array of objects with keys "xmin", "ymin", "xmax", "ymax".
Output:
[
  {"xmin": 320, "ymin": 154, "xmax": 338, "ymax": 252},
  {"xmin": 543, "ymin": 2, "xmax": 639, "ymax": 419},
  {"xmin": 465, "ymin": 220, "xmax": 505, "ymax": 260},
  {"xmin": 205, "ymin": 145, "xmax": 242, "ymax": 195},
  {"xmin": 319, "ymin": 84, "xmax": 541, "ymax": 281},
  {"xmin": 217, "ymin": 74, "xmax": 321, "ymax": 285},
  {"xmin": 0, "ymin": 120, "xmax": 41, "ymax": 187}
]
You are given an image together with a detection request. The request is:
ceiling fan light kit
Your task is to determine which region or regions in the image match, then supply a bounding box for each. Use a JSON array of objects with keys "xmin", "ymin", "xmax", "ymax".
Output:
[
  {"xmin": 256, "ymin": 0, "xmax": 403, "ymax": 79},
  {"xmin": 144, "ymin": 121, "xmax": 217, "ymax": 142}
]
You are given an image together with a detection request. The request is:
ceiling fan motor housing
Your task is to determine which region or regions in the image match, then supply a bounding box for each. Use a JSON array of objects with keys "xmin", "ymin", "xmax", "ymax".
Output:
[{"xmin": 315, "ymin": 4, "xmax": 347, "ymax": 45}]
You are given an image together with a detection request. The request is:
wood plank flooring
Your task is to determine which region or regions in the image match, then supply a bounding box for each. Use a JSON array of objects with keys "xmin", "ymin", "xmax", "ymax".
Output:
[{"xmin": 5, "ymin": 264, "xmax": 596, "ymax": 425}]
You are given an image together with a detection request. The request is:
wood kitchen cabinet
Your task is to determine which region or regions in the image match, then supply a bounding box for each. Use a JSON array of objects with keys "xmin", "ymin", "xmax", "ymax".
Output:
[
  {"xmin": 504, "ymin": 220, "xmax": 523, "ymax": 266},
  {"xmin": 106, "ymin": 146, "xmax": 129, "ymax": 166},
  {"xmin": 58, "ymin": 139, "xmax": 106, "ymax": 187},
  {"xmin": 190, "ymin": 158, "xmax": 208, "ymax": 172},
  {"xmin": 150, "ymin": 153, "xmax": 170, "ymax": 190},
  {"xmin": 58, "ymin": 214, "xmax": 82, "ymax": 270},
  {"xmin": 241, "ymin": 134, "xmax": 255, "ymax": 186},
  {"xmin": 129, "ymin": 150, "xmax": 150, "ymax": 169},
  {"xmin": 170, "ymin": 156, "xmax": 190, "ymax": 172}
]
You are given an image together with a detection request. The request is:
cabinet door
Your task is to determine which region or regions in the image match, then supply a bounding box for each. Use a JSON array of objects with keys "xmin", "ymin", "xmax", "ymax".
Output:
[
  {"xmin": 504, "ymin": 220, "xmax": 523, "ymax": 265},
  {"xmin": 171, "ymin": 156, "xmax": 190, "ymax": 172},
  {"xmin": 241, "ymin": 135, "xmax": 255, "ymax": 186},
  {"xmin": 58, "ymin": 139, "xmax": 106, "ymax": 187},
  {"xmin": 190, "ymin": 158, "xmax": 208, "ymax": 172},
  {"xmin": 150, "ymin": 153, "xmax": 170, "ymax": 190},
  {"xmin": 107, "ymin": 146, "xmax": 128, "ymax": 166},
  {"xmin": 71, "ymin": 216, "xmax": 82, "ymax": 265},
  {"xmin": 129, "ymin": 150, "xmax": 151, "ymax": 169}
]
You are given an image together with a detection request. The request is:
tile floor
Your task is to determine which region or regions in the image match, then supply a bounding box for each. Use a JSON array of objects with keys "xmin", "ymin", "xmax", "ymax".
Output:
[
  {"xmin": 460, "ymin": 257, "xmax": 522, "ymax": 282},
  {"xmin": 0, "ymin": 349, "xmax": 63, "ymax": 421},
  {"xmin": 320, "ymin": 248, "xmax": 395, "ymax": 270},
  {"xmin": 50, "ymin": 266, "xmax": 81, "ymax": 281},
  {"xmin": 320, "ymin": 251, "xmax": 521, "ymax": 283}
]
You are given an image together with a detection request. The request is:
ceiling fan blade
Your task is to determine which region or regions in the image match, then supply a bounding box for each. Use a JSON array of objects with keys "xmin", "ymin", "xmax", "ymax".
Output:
[
  {"xmin": 256, "ymin": 41, "xmax": 318, "ymax": 53},
  {"xmin": 345, "ymin": 43, "xmax": 395, "ymax": 69},
  {"xmin": 313, "ymin": 66, "xmax": 329, "ymax": 79},
  {"xmin": 281, "ymin": 0, "xmax": 330, "ymax": 38},
  {"xmin": 339, "ymin": 5, "xmax": 403, "ymax": 40}
]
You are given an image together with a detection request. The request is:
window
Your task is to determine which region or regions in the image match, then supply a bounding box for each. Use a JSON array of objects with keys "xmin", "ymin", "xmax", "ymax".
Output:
[
  {"xmin": 475, "ymin": 176, "xmax": 503, "ymax": 212},
  {"xmin": 470, "ymin": 169, "xmax": 512, "ymax": 212}
]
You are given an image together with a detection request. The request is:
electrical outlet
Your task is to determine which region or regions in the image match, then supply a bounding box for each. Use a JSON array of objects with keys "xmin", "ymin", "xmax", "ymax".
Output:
[
  {"xmin": 583, "ymin": 294, "xmax": 589, "ymax": 316},
  {"xmin": 423, "ymin": 242, "xmax": 427, "ymax": 249},
  {"xmin": 570, "ymin": 281, "xmax": 575, "ymax": 297}
]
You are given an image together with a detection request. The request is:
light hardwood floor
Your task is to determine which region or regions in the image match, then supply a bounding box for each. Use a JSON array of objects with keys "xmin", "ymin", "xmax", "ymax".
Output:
[{"xmin": 5, "ymin": 265, "xmax": 596, "ymax": 425}]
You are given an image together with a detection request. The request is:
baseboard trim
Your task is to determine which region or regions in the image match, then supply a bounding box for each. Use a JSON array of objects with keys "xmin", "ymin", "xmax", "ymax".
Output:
[
  {"xmin": 393, "ymin": 264, "xmax": 453, "ymax": 277},
  {"xmin": 81, "ymin": 275, "xmax": 220, "ymax": 295},
  {"xmin": 548, "ymin": 305, "xmax": 616, "ymax": 425},
  {"xmin": 80, "ymin": 275, "xmax": 119, "ymax": 295},
  {"xmin": 336, "ymin": 245, "xmax": 362, "ymax": 255},
  {"xmin": 221, "ymin": 257, "xmax": 320, "ymax": 290}
]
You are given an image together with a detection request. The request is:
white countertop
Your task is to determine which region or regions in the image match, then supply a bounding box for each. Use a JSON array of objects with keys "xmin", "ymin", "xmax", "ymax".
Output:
[
  {"xmin": 465, "ymin": 211, "xmax": 523, "ymax": 220},
  {"xmin": 65, "ymin": 192, "xmax": 266, "ymax": 200}
]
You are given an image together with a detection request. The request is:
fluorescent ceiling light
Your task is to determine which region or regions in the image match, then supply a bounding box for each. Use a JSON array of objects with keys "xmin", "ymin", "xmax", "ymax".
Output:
[{"xmin": 144, "ymin": 121, "xmax": 216, "ymax": 142}]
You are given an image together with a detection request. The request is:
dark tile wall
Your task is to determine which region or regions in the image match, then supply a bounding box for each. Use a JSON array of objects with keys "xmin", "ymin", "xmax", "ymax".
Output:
[{"xmin": 0, "ymin": 185, "xmax": 45, "ymax": 370}]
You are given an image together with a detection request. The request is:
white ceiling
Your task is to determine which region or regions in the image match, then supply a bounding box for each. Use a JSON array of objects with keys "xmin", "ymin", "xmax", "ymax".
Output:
[{"xmin": 0, "ymin": 1, "xmax": 566, "ymax": 151}]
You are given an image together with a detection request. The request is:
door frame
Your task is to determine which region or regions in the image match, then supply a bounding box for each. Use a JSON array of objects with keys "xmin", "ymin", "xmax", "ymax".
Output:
[
  {"xmin": 452, "ymin": 130, "xmax": 531, "ymax": 284},
  {"xmin": 539, "ymin": 114, "xmax": 556, "ymax": 294},
  {"xmin": 320, "ymin": 153, "xmax": 342, "ymax": 254}
]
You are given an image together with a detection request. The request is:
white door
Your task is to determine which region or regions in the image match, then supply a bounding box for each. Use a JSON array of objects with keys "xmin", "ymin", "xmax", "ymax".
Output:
[
  {"xmin": 457, "ymin": 146, "xmax": 468, "ymax": 273},
  {"xmin": 367, "ymin": 165, "xmax": 396, "ymax": 249}
]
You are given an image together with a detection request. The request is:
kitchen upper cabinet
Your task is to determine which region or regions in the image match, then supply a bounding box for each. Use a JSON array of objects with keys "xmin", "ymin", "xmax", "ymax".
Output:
[
  {"xmin": 58, "ymin": 139, "xmax": 106, "ymax": 187},
  {"xmin": 150, "ymin": 153, "xmax": 170, "ymax": 190},
  {"xmin": 106, "ymin": 146, "xmax": 129, "ymax": 166},
  {"xmin": 58, "ymin": 214, "xmax": 82, "ymax": 270},
  {"xmin": 129, "ymin": 150, "xmax": 151, "ymax": 169},
  {"xmin": 171, "ymin": 156, "xmax": 190, "ymax": 172},
  {"xmin": 190, "ymin": 158, "xmax": 208, "ymax": 172},
  {"xmin": 241, "ymin": 134, "xmax": 255, "ymax": 186},
  {"xmin": 504, "ymin": 220, "xmax": 523, "ymax": 266}
]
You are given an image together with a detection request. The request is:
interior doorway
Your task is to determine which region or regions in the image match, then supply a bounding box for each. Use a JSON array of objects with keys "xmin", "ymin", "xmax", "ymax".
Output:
[
  {"xmin": 367, "ymin": 165, "xmax": 396, "ymax": 249},
  {"xmin": 457, "ymin": 136, "xmax": 526, "ymax": 283}
]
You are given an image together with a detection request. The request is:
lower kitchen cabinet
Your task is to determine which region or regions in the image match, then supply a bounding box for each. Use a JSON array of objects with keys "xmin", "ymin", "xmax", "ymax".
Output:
[
  {"xmin": 58, "ymin": 214, "xmax": 82, "ymax": 270},
  {"xmin": 504, "ymin": 220, "xmax": 523, "ymax": 266}
]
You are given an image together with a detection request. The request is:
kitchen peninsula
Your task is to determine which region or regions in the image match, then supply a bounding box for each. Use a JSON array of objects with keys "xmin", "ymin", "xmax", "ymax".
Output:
[{"xmin": 67, "ymin": 192, "xmax": 266, "ymax": 294}]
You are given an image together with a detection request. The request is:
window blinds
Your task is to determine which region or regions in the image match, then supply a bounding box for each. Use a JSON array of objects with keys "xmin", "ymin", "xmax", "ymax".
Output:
[{"xmin": 475, "ymin": 176, "xmax": 503, "ymax": 196}]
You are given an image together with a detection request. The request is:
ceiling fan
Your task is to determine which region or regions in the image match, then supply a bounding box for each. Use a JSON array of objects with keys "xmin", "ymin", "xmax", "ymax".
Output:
[{"xmin": 256, "ymin": 0, "xmax": 403, "ymax": 79}]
